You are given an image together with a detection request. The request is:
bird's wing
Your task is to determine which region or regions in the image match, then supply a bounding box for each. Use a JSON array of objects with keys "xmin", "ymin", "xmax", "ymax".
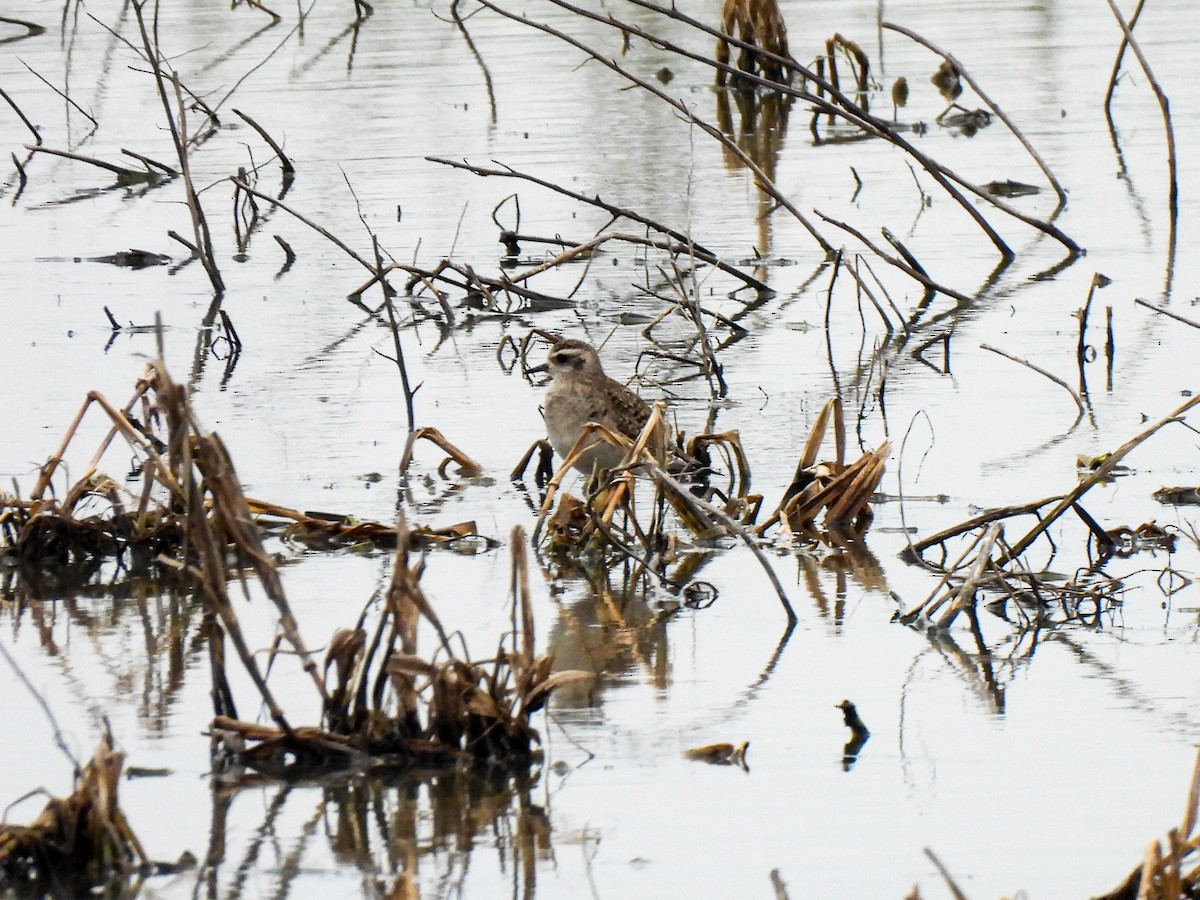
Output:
[{"xmin": 598, "ymin": 381, "xmax": 652, "ymax": 441}]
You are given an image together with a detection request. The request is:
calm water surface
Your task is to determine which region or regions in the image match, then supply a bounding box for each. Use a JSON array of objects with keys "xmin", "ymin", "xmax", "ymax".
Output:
[{"xmin": 2, "ymin": 0, "xmax": 1199, "ymax": 896}]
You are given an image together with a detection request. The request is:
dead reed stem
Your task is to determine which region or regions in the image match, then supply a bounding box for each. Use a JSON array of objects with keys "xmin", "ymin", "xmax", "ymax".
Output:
[
  {"xmin": 26, "ymin": 145, "xmax": 145, "ymax": 179},
  {"xmin": 194, "ymin": 431, "xmax": 330, "ymax": 707},
  {"xmin": 352, "ymin": 257, "xmax": 567, "ymax": 309},
  {"xmin": 1001, "ymin": 392, "xmax": 1200, "ymax": 564},
  {"xmin": 131, "ymin": 0, "xmax": 224, "ymax": 294},
  {"xmin": 643, "ymin": 463, "xmax": 796, "ymax": 624},
  {"xmin": 120, "ymin": 147, "xmax": 176, "ymax": 175},
  {"xmin": 906, "ymin": 495, "xmax": 1062, "ymax": 559},
  {"xmin": 450, "ymin": 0, "xmax": 498, "ymax": 125},
  {"xmin": 379, "ymin": 290, "xmax": 419, "ymax": 433},
  {"xmin": 0, "ymin": 85, "xmax": 42, "ymax": 144},
  {"xmin": 467, "ymin": 0, "xmax": 838, "ymax": 256},
  {"xmin": 815, "ymin": 211, "xmax": 972, "ymax": 304},
  {"xmin": 506, "ymin": 230, "xmax": 769, "ymax": 296},
  {"xmin": 924, "ymin": 847, "xmax": 970, "ymax": 900},
  {"xmin": 882, "ymin": 23, "xmax": 1066, "ymax": 207},
  {"xmin": 17, "ymin": 58, "xmax": 97, "ymax": 128},
  {"xmin": 1135, "ymin": 298, "xmax": 1200, "ymax": 330},
  {"xmin": 170, "ymin": 424, "xmax": 296, "ymax": 734},
  {"xmin": 0, "ymin": 15, "xmax": 46, "ymax": 40},
  {"xmin": 1077, "ymin": 273, "xmax": 1107, "ymax": 393},
  {"xmin": 399, "ymin": 427, "xmax": 482, "ymax": 476},
  {"xmin": 934, "ymin": 523, "xmax": 1001, "ymax": 629},
  {"xmin": 230, "ymin": 177, "xmax": 377, "ymax": 271},
  {"xmin": 1102, "ymin": 0, "xmax": 1178, "ymax": 282},
  {"xmin": 232, "ymin": 108, "xmax": 295, "ymax": 182},
  {"xmin": 980, "ymin": 342, "xmax": 1084, "ymax": 429},
  {"xmin": 1103, "ymin": 0, "xmax": 1148, "ymax": 120},
  {"xmin": 427, "ymin": 157, "xmax": 716, "ymax": 257},
  {"xmin": 10, "ymin": 151, "xmax": 27, "ymax": 196}
]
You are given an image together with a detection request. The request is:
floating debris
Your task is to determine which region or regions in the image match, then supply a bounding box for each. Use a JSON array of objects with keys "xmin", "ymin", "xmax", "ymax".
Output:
[
  {"xmin": 1153, "ymin": 486, "xmax": 1200, "ymax": 506},
  {"xmin": 938, "ymin": 107, "xmax": 992, "ymax": 135},
  {"xmin": 836, "ymin": 700, "xmax": 870, "ymax": 739},
  {"xmin": 930, "ymin": 59, "xmax": 962, "ymax": 102},
  {"xmin": 80, "ymin": 248, "xmax": 171, "ymax": 268},
  {"xmin": 837, "ymin": 700, "xmax": 870, "ymax": 770},
  {"xmin": 983, "ymin": 179, "xmax": 1041, "ymax": 198},
  {"xmin": 1105, "ymin": 521, "xmax": 1177, "ymax": 556},
  {"xmin": 683, "ymin": 741, "xmax": 750, "ymax": 768}
]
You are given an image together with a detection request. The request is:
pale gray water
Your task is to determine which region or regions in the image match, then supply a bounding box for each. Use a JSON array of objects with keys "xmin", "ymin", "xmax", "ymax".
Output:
[{"xmin": 2, "ymin": 0, "xmax": 1199, "ymax": 896}]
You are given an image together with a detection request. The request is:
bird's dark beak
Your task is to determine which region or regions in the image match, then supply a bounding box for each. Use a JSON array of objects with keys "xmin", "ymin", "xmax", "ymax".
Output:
[{"xmin": 526, "ymin": 362, "xmax": 549, "ymax": 375}]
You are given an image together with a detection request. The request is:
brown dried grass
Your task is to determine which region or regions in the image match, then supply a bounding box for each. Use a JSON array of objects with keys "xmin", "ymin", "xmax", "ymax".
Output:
[{"xmin": 0, "ymin": 728, "xmax": 145, "ymax": 896}]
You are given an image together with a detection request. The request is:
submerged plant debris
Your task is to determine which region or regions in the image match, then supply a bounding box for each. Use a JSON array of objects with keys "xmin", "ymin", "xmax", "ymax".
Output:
[
  {"xmin": 0, "ymin": 727, "xmax": 145, "ymax": 897},
  {"xmin": 1, "ymin": 0, "xmax": 1199, "ymax": 896}
]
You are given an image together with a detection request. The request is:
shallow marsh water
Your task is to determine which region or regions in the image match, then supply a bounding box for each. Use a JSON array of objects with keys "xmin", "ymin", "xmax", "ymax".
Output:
[{"xmin": 2, "ymin": 0, "xmax": 1200, "ymax": 897}]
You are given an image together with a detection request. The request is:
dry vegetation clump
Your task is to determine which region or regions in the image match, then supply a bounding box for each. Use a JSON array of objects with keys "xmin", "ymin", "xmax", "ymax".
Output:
[
  {"xmin": 0, "ymin": 377, "xmax": 193, "ymax": 591},
  {"xmin": 2, "ymin": 348, "xmax": 582, "ymax": 781},
  {"xmin": 89, "ymin": 351, "xmax": 589, "ymax": 779},
  {"xmin": 245, "ymin": 497, "xmax": 490, "ymax": 553},
  {"xmin": 0, "ymin": 728, "xmax": 145, "ymax": 897},
  {"xmin": 1094, "ymin": 747, "xmax": 1200, "ymax": 900},
  {"xmin": 209, "ymin": 519, "xmax": 589, "ymax": 779},
  {"xmin": 511, "ymin": 338, "xmax": 888, "ymax": 623},
  {"xmin": 0, "ymin": 354, "xmax": 490, "ymax": 597},
  {"xmin": 715, "ymin": 0, "xmax": 791, "ymax": 87},
  {"xmin": 901, "ymin": 393, "xmax": 1200, "ymax": 633}
]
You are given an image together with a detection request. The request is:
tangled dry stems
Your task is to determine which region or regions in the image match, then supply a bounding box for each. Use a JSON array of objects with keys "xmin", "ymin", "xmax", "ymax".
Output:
[{"xmin": 0, "ymin": 727, "xmax": 145, "ymax": 896}]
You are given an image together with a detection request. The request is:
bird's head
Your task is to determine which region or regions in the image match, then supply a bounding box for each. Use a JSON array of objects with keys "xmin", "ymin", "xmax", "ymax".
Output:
[{"xmin": 532, "ymin": 339, "xmax": 605, "ymax": 379}]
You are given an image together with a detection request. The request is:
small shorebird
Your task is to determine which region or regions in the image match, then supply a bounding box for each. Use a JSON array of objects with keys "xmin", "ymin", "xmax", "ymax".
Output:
[{"xmin": 531, "ymin": 338, "xmax": 659, "ymax": 475}]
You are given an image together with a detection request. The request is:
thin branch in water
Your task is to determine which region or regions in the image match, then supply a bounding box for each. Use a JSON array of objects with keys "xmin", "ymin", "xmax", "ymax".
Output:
[
  {"xmin": 815, "ymin": 210, "xmax": 972, "ymax": 304},
  {"xmin": 26, "ymin": 144, "xmax": 147, "ymax": 179},
  {"xmin": 18, "ymin": 57, "xmax": 98, "ymax": 127},
  {"xmin": 1001, "ymin": 392, "xmax": 1200, "ymax": 563},
  {"xmin": 924, "ymin": 848, "xmax": 970, "ymax": 900},
  {"xmin": 231, "ymin": 177, "xmax": 377, "ymax": 271},
  {"xmin": 881, "ymin": 23, "xmax": 1066, "ymax": 207},
  {"xmin": 980, "ymin": 342, "xmax": 1084, "ymax": 430},
  {"xmin": 273, "ymin": 234, "xmax": 296, "ymax": 272},
  {"xmin": 130, "ymin": 0, "xmax": 224, "ymax": 294},
  {"xmin": 449, "ymin": 0, "xmax": 497, "ymax": 125},
  {"xmin": 0, "ymin": 85, "xmax": 43, "ymax": 143},
  {"xmin": 0, "ymin": 640, "xmax": 82, "ymax": 778},
  {"xmin": 428, "ymin": 156, "xmax": 717, "ymax": 258},
  {"xmin": 1135, "ymin": 297, "xmax": 1200, "ymax": 331},
  {"xmin": 10, "ymin": 152, "xmax": 28, "ymax": 198},
  {"xmin": 0, "ymin": 15, "xmax": 47, "ymax": 45},
  {"xmin": 1103, "ymin": 0, "xmax": 1148, "ymax": 125},
  {"xmin": 1102, "ymin": 0, "xmax": 1178, "ymax": 291},
  {"xmin": 232, "ymin": 107, "xmax": 295, "ymax": 183},
  {"xmin": 120, "ymin": 148, "xmax": 177, "ymax": 175},
  {"xmin": 1076, "ymin": 273, "xmax": 1110, "ymax": 395}
]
